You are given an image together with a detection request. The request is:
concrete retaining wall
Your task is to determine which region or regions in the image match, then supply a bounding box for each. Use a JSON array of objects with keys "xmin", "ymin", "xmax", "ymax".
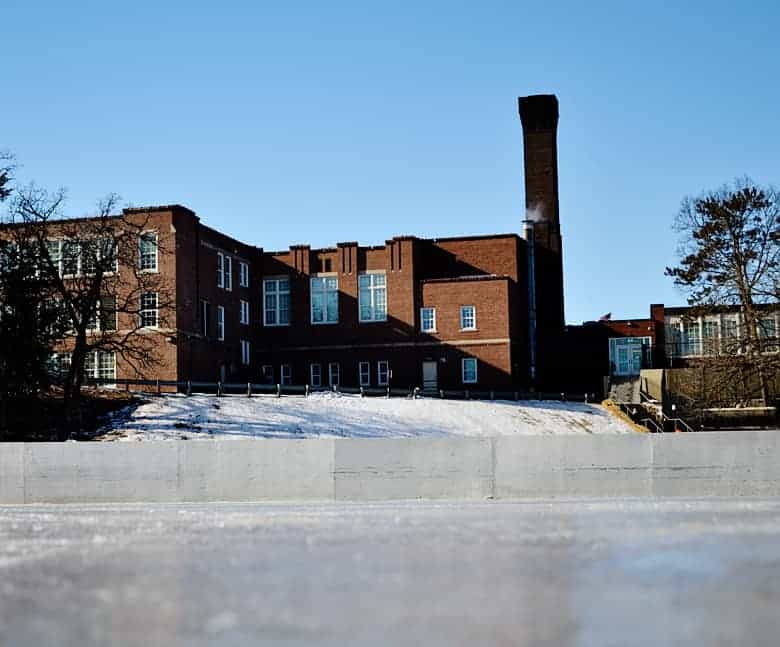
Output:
[{"xmin": 2, "ymin": 432, "xmax": 780, "ymax": 503}]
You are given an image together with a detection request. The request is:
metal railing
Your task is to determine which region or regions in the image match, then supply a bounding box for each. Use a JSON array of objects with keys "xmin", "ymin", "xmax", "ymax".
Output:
[{"xmin": 80, "ymin": 378, "xmax": 595, "ymax": 403}]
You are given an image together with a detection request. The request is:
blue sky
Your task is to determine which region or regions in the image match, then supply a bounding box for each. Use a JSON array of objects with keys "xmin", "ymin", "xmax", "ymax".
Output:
[{"xmin": 3, "ymin": 1, "xmax": 778, "ymax": 323}]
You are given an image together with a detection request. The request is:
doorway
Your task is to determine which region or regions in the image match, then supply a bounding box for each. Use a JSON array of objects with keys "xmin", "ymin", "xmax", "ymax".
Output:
[{"xmin": 422, "ymin": 361, "xmax": 438, "ymax": 392}]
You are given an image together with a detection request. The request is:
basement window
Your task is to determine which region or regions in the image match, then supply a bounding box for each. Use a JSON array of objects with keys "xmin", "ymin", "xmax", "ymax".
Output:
[{"xmin": 462, "ymin": 358, "xmax": 478, "ymax": 384}]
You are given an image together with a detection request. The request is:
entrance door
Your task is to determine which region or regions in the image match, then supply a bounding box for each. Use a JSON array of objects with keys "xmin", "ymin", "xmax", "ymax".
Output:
[
  {"xmin": 422, "ymin": 361, "xmax": 438, "ymax": 391},
  {"xmin": 609, "ymin": 337, "xmax": 650, "ymax": 376}
]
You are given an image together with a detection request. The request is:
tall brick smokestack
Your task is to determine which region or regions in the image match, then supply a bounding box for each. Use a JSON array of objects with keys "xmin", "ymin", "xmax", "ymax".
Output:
[
  {"xmin": 519, "ymin": 94, "xmax": 564, "ymax": 388},
  {"xmin": 519, "ymin": 94, "xmax": 560, "ymax": 252}
]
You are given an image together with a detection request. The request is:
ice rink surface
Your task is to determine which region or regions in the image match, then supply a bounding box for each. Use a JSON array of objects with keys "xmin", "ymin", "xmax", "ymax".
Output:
[{"xmin": 2, "ymin": 498, "xmax": 779, "ymax": 646}]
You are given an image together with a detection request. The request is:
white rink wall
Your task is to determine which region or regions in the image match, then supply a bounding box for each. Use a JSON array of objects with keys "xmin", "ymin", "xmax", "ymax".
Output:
[{"xmin": 2, "ymin": 432, "xmax": 780, "ymax": 503}]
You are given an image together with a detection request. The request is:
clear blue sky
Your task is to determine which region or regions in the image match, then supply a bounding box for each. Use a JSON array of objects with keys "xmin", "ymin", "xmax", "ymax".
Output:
[{"xmin": 3, "ymin": 1, "xmax": 778, "ymax": 323}]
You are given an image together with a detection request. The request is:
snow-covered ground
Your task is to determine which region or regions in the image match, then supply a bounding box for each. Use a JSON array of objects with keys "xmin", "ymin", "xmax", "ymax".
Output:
[{"xmin": 101, "ymin": 392, "xmax": 633, "ymax": 440}]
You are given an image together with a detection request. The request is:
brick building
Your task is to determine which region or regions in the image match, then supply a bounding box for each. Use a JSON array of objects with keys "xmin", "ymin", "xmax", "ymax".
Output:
[
  {"xmin": 564, "ymin": 303, "xmax": 780, "ymax": 397},
  {"xmin": 20, "ymin": 95, "xmax": 569, "ymax": 391}
]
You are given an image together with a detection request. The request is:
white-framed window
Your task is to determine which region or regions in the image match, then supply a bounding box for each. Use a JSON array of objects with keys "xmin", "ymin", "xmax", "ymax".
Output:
[
  {"xmin": 200, "ymin": 300, "xmax": 209, "ymax": 337},
  {"xmin": 216, "ymin": 305, "xmax": 225, "ymax": 341},
  {"xmin": 85, "ymin": 296, "xmax": 117, "ymax": 332},
  {"xmin": 262, "ymin": 365, "xmax": 274, "ymax": 383},
  {"xmin": 281, "ymin": 364, "xmax": 292, "ymax": 385},
  {"xmin": 217, "ymin": 252, "xmax": 224, "ymax": 288},
  {"xmin": 358, "ymin": 272, "xmax": 387, "ymax": 322},
  {"xmin": 239, "ymin": 262, "xmax": 249, "ymax": 288},
  {"xmin": 224, "ymin": 255, "xmax": 233, "ymax": 291},
  {"xmin": 62, "ymin": 239, "xmax": 80, "ymax": 276},
  {"xmin": 460, "ymin": 305, "xmax": 476, "ymax": 331},
  {"xmin": 310, "ymin": 363, "xmax": 322, "ymax": 387},
  {"xmin": 377, "ymin": 360, "xmax": 389, "ymax": 386},
  {"xmin": 240, "ymin": 300, "xmax": 250, "ymax": 325},
  {"xmin": 139, "ymin": 292, "xmax": 159, "ymax": 328},
  {"xmin": 462, "ymin": 358, "xmax": 478, "ymax": 384},
  {"xmin": 264, "ymin": 277, "xmax": 290, "ymax": 326},
  {"xmin": 328, "ymin": 362, "xmax": 340, "ymax": 386},
  {"xmin": 46, "ymin": 352, "xmax": 71, "ymax": 379},
  {"xmin": 759, "ymin": 315, "xmax": 779, "ymax": 352},
  {"xmin": 139, "ymin": 232, "xmax": 158, "ymax": 272},
  {"xmin": 420, "ymin": 307, "xmax": 436, "ymax": 333},
  {"xmin": 311, "ymin": 275, "xmax": 338, "ymax": 324},
  {"xmin": 359, "ymin": 361, "xmax": 371, "ymax": 387},
  {"xmin": 83, "ymin": 351, "xmax": 116, "ymax": 383},
  {"xmin": 240, "ymin": 339, "xmax": 250, "ymax": 365}
]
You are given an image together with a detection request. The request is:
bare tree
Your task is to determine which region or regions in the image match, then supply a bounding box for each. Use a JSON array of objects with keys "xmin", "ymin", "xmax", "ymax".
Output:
[
  {"xmin": 666, "ymin": 178, "xmax": 780, "ymax": 406},
  {"xmin": 7, "ymin": 186, "xmax": 175, "ymax": 432}
]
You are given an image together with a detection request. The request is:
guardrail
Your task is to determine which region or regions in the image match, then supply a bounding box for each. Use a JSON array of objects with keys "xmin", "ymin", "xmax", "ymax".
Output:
[{"xmin": 81, "ymin": 378, "xmax": 595, "ymax": 403}]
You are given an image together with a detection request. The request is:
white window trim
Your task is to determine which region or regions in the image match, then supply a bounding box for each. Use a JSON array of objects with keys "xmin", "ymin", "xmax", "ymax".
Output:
[
  {"xmin": 420, "ymin": 307, "xmax": 436, "ymax": 333},
  {"xmin": 310, "ymin": 273, "xmax": 339, "ymax": 325},
  {"xmin": 359, "ymin": 361, "xmax": 371, "ymax": 387},
  {"xmin": 328, "ymin": 362, "xmax": 340, "ymax": 386},
  {"xmin": 460, "ymin": 305, "xmax": 477, "ymax": 331},
  {"xmin": 200, "ymin": 300, "xmax": 209, "ymax": 337},
  {"xmin": 139, "ymin": 292, "xmax": 159, "ymax": 329},
  {"xmin": 239, "ymin": 261, "xmax": 249, "ymax": 288},
  {"xmin": 224, "ymin": 255, "xmax": 233, "ymax": 291},
  {"xmin": 263, "ymin": 276, "xmax": 291, "ymax": 327},
  {"xmin": 217, "ymin": 252, "xmax": 224, "ymax": 288},
  {"xmin": 240, "ymin": 300, "xmax": 250, "ymax": 325},
  {"xmin": 462, "ymin": 358, "xmax": 478, "ymax": 384},
  {"xmin": 358, "ymin": 271, "xmax": 388, "ymax": 323},
  {"xmin": 281, "ymin": 364, "xmax": 292, "ymax": 385},
  {"xmin": 377, "ymin": 360, "xmax": 389, "ymax": 386},
  {"xmin": 310, "ymin": 363, "xmax": 322, "ymax": 387},
  {"xmin": 139, "ymin": 231, "xmax": 159, "ymax": 273},
  {"xmin": 240, "ymin": 339, "xmax": 250, "ymax": 366},
  {"xmin": 216, "ymin": 305, "xmax": 225, "ymax": 341}
]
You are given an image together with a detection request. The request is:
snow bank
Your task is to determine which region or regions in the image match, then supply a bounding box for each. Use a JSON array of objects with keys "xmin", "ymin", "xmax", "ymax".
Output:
[{"xmin": 102, "ymin": 392, "xmax": 633, "ymax": 440}]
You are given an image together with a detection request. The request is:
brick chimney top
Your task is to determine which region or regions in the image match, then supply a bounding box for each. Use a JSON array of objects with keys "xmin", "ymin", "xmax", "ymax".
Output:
[{"xmin": 518, "ymin": 95, "xmax": 559, "ymax": 132}]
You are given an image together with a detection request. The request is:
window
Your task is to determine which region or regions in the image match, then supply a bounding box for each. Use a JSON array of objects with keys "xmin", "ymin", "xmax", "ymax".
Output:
[
  {"xmin": 224, "ymin": 256, "xmax": 233, "ymax": 291},
  {"xmin": 239, "ymin": 262, "xmax": 249, "ymax": 288},
  {"xmin": 240, "ymin": 300, "xmax": 250, "ymax": 325},
  {"xmin": 681, "ymin": 320, "xmax": 700, "ymax": 356},
  {"xmin": 702, "ymin": 320, "xmax": 720, "ymax": 355},
  {"xmin": 62, "ymin": 240, "xmax": 80, "ymax": 276},
  {"xmin": 46, "ymin": 353, "xmax": 71, "ymax": 380},
  {"xmin": 140, "ymin": 292, "xmax": 159, "ymax": 328},
  {"xmin": 281, "ymin": 364, "xmax": 292, "ymax": 385},
  {"xmin": 460, "ymin": 305, "xmax": 476, "ymax": 331},
  {"xmin": 420, "ymin": 307, "xmax": 436, "ymax": 333},
  {"xmin": 262, "ymin": 365, "xmax": 274, "ymax": 383},
  {"xmin": 462, "ymin": 358, "xmax": 478, "ymax": 384},
  {"xmin": 139, "ymin": 232, "xmax": 158, "ymax": 272},
  {"xmin": 216, "ymin": 305, "xmax": 225, "ymax": 341},
  {"xmin": 200, "ymin": 300, "xmax": 209, "ymax": 337},
  {"xmin": 358, "ymin": 272, "xmax": 387, "ymax": 322},
  {"xmin": 310, "ymin": 363, "xmax": 322, "ymax": 387},
  {"xmin": 46, "ymin": 240, "xmax": 62, "ymax": 275},
  {"xmin": 83, "ymin": 351, "xmax": 116, "ymax": 383},
  {"xmin": 311, "ymin": 275, "xmax": 338, "ymax": 324},
  {"xmin": 359, "ymin": 361, "xmax": 371, "ymax": 387},
  {"xmin": 264, "ymin": 277, "xmax": 290, "ymax": 326},
  {"xmin": 100, "ymin": 237, "xmax": 118, "ymax": 273},
  {"xmin": 328, "ymin": 362, "xmax": 340, "ymax": 386},
  {"xmin": 90, "ymin": 295, "xmax": 117, "ymax": 332},
  {"xmin": 217, "ymin": 252, "xmax": 224, "ymax": 288},
  {"xmin": 377, "ymin": 360, "xmax": 389, "ymax": 386},
  {"xmin": 759, "ymin": 316, "xmax": 778, "ymax": 352},
  {"xmin": 240, "ymin": 340, "xmax": 250, "ymax": 366}
]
